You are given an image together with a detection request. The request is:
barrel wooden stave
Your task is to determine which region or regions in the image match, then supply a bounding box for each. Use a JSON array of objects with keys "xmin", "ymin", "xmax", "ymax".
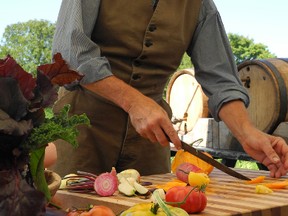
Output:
[{"xmin": 238, "ymin": 58, "xmax": 288, "ymax": 133}]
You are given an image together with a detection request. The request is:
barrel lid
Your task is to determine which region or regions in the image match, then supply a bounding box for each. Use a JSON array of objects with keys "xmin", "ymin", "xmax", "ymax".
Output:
[
  {"xmin": 166, "ymin": 69, "xmax": 208, "ymax": 135},
  {"xmin": 238, "ymin": 59, "xmax": 288, "ymax": 133}
]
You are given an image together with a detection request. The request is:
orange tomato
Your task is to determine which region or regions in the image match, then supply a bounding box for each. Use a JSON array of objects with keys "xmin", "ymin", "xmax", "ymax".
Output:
[
  {"xmin": 68, "ymin": 205, "xmax": 116, "ymax": 216},
  {"xmin": 81, "ymin": 206, "xmax": 115, "ymax": 216}
]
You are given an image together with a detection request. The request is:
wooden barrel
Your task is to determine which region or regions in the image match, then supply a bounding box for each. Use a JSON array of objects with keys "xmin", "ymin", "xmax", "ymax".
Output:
[
  {"xmin": 238, "ymin": 58, "xmax": 288, "ymax": 133},
  {"xmin": 166, "ymin": 69, "xmax": 209, "ymax": 135}
]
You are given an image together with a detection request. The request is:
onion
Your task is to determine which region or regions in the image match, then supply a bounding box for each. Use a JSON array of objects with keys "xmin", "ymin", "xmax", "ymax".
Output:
[{"xmin": 94, "ymin": 167, "xmax": 118, "ymax": 197}]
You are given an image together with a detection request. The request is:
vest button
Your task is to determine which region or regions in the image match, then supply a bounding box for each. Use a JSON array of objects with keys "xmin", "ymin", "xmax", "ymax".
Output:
[
  {"xmin": 133, "ymin": 60, "xmax": 141, "ymax": 67},
  {"xmin": 149, "ymin": 24, "xmax": 157, "ymax": 32},
  {"xmin": 145, "ymin": 39, "xmax": 153, "ymax": 47},
  {"xmin": 132, "ymin": 74, "xmax": 142, "ymax": 80}
]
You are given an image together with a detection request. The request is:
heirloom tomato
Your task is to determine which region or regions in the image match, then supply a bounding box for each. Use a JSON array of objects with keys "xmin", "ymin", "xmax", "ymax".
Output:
[
  {"xmin": 67, "ymin": 205, "xmax": 116, "ymax": 216},
  {"xmin": 165, "ymin": 186, "xmax": 207, "ymax": 213}
]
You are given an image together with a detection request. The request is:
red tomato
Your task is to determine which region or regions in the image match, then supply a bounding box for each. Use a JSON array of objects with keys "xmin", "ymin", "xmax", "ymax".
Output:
[{"xmin": 165, "ymin": 186, "xmax": 207, "ymax": 213}]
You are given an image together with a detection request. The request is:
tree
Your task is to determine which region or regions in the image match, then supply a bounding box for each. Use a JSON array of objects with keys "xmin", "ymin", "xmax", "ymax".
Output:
[
  {"xmin": 178, "ymin": 53, "xmax": 193, "ymax": 70},
  {"xmin": 0, "ymin": 20, "xmax": 55, "ymax": 76},
  {"xmin": 178, "ymin": 33, "xmax": 276, "ymax": 70},
  {"xmin": 228, "ymin": 33, "xmax": 276, "ymax": 65}
]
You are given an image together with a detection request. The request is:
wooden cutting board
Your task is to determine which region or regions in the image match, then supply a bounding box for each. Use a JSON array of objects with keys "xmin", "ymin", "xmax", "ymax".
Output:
[{"xmin": 54, "ymin": 168, "xmax": 288, "ymax": 216}]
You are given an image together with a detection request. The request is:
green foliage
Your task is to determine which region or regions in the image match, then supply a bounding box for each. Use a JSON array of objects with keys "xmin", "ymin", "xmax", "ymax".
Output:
[
  {"xmin": 0, "ymin": 20, "xmax": 55, "ymax": 76},
  {"xmin": 27, "ymin": 105, "xmax": 90, "ymax": 201},
  {"xmin": 29, "ymin": 147, "xmax": 49, "ymax": 200},
  {"xmin": 235, "ymin": 160, "xmax": 259, "ymax": 170},
  {"xmin": 24, "ymin": 105, "xmax": 90, "ymax": 151},
  {"xmin": 228, "ymin": 33, "xmax": 276, "ymax": 65},
  {"xmin": 177, "ymin": 34, "xmax": 276, "ymax": 68},
  {"xmin": 163, "ymin": 53, "xmax": 193, "ymax": 99},
  {"xmin": 44, "ymin": 107, "xmax": 54, "ymax": 119},
  {"xmin": 178, "ymin": 53, "xmax": 193, "ymax": 70},
  {"xmin": 178, "ymin": 33, "xmax": 276, "ymax": 70}
]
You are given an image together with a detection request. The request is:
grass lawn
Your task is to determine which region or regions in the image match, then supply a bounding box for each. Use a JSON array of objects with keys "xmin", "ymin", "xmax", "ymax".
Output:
[
  {"xmin": 171, "ymin": 156, "xmax": 260, "ymax": 170},
  {"xmin": 234, "ymin": 160, "xmax": 259, "ymax": 170}
]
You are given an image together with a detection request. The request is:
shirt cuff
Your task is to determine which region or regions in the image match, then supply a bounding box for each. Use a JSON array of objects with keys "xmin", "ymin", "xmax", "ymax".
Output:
[
  {"xmin": 208, "ymin": 87, "xmax": 250, "ymax": 122},
  {"xmin": 77, "ymin": 57, "xmax": 113, "ymax": 85}
]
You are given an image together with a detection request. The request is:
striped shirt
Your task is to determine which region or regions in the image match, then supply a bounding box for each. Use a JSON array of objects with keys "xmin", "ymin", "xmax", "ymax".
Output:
[{"xmin": 52, "ymin": 0, "xmax": 249, "ymax": 121}]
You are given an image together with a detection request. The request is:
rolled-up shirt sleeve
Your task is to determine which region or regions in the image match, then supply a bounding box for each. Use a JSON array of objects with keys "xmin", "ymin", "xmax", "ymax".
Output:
[
  {"xmin": 188, "ymin": 0, "xmax": 250, "ymax": 121},
  {"xmin": 52, "ymin": 0, "xmax": 113, "ymax": 85}
]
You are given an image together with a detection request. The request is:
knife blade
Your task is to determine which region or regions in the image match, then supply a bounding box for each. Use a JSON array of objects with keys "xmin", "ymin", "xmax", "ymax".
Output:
[{"xmin": 179, "ymin": 140, "xmax": 251, "ymax": 180}]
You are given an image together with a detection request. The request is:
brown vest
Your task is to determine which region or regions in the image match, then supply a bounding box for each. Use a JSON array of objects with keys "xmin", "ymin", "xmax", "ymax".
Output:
[
  {"xmin": 52, "ymin": 1, "xmax": 202, "ymax": 176},
  {"xmin": 91, "ymin": 0, "xmax": 201, "ymax": 100}
]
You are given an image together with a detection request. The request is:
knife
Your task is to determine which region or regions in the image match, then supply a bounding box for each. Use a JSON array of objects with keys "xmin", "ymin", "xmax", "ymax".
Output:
[{"xmin": 174, "ymin": 139, "xmax": 251, "ymax": 180}]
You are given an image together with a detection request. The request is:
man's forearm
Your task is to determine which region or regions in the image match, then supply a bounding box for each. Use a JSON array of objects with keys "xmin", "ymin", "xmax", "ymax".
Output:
[
  {"xmin": 82, "ymin": 75, "xmax": 146, "ymax": 113},
  {"xmin": 218, "ymin": 100, "xmax": 254, "ymax": 144}
]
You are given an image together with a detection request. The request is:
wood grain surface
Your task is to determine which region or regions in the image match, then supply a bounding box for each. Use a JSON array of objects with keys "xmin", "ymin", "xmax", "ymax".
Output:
[{"xmin": 54, "ymin": 168, "xmax": 288, "ymax": 216}]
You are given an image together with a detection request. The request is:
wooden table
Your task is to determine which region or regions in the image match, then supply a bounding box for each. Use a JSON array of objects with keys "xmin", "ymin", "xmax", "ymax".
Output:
[{"xmin": 54, "ymin": 168, "xmax": 288, "ymax": 216}]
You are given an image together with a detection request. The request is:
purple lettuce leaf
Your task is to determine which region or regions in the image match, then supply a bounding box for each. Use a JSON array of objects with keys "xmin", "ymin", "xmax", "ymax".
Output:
[
  {"xmin": 34, "ymin": 53, "xmax": 84, "ymax": 108},
  {"xmin": 0, "ymin": 109, "xmax": 32, "ymax": 154},
  {"xmin": 32, "ymin": 69, "xmax": 59, "ymax": 109},
  {"xmin": 0, "ymin": 77, "xmax": 29, "ymax": 121},
  {"xmin": 37, "ymin": 53, "xmax": 84, "ymax": 86},
  {"xmin": 0, "ymin": 55, "xmax": 36, "ymax": 101},
  {"xmin": 0, "ymin": 169, "xmax": 46, "ymax": 216}
]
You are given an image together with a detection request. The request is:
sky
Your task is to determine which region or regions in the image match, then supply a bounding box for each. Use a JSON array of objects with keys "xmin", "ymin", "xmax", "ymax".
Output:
[
  {"xmin": 0, "ymin": 0, "xmax": 61, "ymax": 36},
  {"xmin": 0, "ymin": 0, "xmax": 287, "ymax": 58},
  {"xmin": 214, "ymin": 0, "xmax": 288, "ymax": 58}
]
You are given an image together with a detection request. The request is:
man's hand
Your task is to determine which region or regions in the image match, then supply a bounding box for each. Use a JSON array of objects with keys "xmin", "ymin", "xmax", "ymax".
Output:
[
  {"xmin": 219, "ymin": 100, "xmax": 288, "ymax": 178},
  {"xmin": 240, "ymin": 128, "xmax": 288, "ymax": 178},
  {"xmin": 126, "ymin": 95, "xmax": 181, "ymax": 149}
]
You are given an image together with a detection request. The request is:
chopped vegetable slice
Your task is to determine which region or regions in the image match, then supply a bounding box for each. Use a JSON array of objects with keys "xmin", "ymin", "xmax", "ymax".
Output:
[
  {"xmin": 155, "ymin": 179, "xmax": 187, "ymax": 192},
  {"xmin": 262, "ymin": 180, "xmax": 288, "ymax": 189},
  {"xmin": 255, "ymin": 185, "xmax": 273, "ymax": 194},
  {"xmin": 246, "ymin": 176, "xmax": 265, "ymax": 184},
  {"xmin": 188, "ymin": 172, "xmax": 210, "ymax": 187}
]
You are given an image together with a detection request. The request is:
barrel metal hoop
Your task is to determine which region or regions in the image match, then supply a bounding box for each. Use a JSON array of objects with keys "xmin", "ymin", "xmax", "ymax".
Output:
[
  {"xmin": 279, "ymin": 58, "xmax": 288, "ymax": 64},
  {"xmin": 258, "ymin": 59, "xmax": 287, "ymax": 134}
]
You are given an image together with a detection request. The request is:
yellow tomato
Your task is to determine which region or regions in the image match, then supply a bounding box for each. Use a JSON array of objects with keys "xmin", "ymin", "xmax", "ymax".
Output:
[{"xmin": 188, "ymin": 172, "xmax": 210, "ymax": 187}]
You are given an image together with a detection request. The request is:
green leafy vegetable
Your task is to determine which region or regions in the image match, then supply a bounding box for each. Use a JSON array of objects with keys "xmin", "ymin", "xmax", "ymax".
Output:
[
  {"xmin": 0, "ymin": 53, "xmax": 88, "ymax": 215},
  {"xmin": 27, "ymin": 105, "xmax": 90, "ymax": 200},
  {"xmin": 23, "ymin": 104, "xmax": 90, "ymax": 151}
]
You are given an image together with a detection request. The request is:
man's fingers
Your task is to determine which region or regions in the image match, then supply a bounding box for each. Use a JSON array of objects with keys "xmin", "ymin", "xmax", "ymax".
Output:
[
  {"xmin": 262, "ymin": 140, "xmax": 281, "ymax": 165},
  {"xmin": 164, "ymin": 129, "xmax": 181, "ymax": 150}
]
